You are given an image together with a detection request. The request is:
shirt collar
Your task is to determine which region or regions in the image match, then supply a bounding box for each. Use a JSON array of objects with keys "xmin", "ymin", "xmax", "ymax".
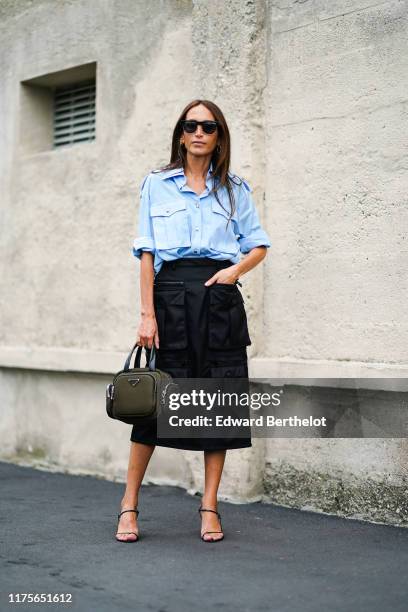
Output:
[{"xmin": 160, "ymin": 161, "xmax": 214, "ymax": 191}]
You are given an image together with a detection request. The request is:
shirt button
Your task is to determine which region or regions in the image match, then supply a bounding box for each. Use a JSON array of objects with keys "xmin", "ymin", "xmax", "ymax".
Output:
[{"xmin": 195, "ymin": 227, "xmax": 199, "ymax": 231}]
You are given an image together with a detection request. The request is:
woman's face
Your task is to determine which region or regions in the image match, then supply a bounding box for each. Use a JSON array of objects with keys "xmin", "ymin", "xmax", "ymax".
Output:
[{"xmin": 181, "ymin": 104, "xmax": 219, "ymax": 159}]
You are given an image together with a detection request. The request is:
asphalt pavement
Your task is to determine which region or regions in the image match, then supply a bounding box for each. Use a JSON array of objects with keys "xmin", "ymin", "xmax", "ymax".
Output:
[{"xmin": 1, "ymin": 461, "xmax": 407, "ymax": 612}]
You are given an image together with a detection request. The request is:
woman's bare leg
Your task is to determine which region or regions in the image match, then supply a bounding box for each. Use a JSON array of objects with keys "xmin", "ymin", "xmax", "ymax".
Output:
[
  {"xmin": 116, "ymin": 441, "xmax": 155, "ymax": 541},
  {"xmin": 200, "ymin": 449, "xmax": 226, "ymax": 541}
]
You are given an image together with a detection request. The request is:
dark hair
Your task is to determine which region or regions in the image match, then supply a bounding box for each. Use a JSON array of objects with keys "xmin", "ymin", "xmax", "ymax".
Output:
[{"xmin": 153, "ymin": 99, "xmax": 243, "ymax": 227}]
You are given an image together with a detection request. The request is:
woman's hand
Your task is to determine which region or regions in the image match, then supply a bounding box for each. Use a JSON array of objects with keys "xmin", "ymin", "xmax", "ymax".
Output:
[
  {"xmin": 136, "ymin": 313, "xmax": 160, "ymax": 349},
  {"xmin": 204, "ymin": 248, "xmax": 268, "ymax": 286},
  {"xmin": 204, "ymin": 264, "xmax": 240, "ymax": 286}
]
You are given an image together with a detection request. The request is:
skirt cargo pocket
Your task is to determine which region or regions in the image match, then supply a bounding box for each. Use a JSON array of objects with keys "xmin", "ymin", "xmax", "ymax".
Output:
[
  {"xmin": 154, "ymin": 283, "xmax": 188, "ymax": 350},
  {"xmin": 155, "ymin": 347, "xmax": 190, "ymax": 378},
  {"xmin": 208, "ymin": 284, "xmax": 251, "ymax": 349},
  {"xmin": 210, "ymin": 364, "xmax": 248, "ymax": 378}
]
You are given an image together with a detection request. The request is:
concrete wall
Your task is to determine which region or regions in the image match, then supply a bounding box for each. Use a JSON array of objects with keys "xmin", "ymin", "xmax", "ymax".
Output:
[
  {"xmin": 264, "ymin": 0, "xmax": 408, "ymax": 367},
  {"xmin": 0, "ymin": 0, "xmax": 407, "ymax": 526},
  {"xmin": 261, "ymin": 0, "xmax": 408, "ymax": 526}
]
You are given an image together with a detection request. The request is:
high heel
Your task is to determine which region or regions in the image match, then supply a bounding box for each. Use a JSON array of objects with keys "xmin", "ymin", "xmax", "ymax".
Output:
[
  {"xmin": 198, "ymin": 506, "xmax": 224, "ymax": 542},
  {"xmin": 115, "ymin": 508, "xmax": 140, "ymax": 542}
]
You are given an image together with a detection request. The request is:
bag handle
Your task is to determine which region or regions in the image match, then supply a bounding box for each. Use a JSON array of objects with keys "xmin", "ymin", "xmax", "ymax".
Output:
[
  {"xmin": 124, "ymin": 343, "xmax": 156, "ymax": 372},
  {"xmin": 134, "ymin": 345, "xmax": 156, "ymax": 370}
]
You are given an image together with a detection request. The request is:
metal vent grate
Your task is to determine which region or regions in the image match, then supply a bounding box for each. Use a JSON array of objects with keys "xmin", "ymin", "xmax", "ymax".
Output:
[{"xmin": 53, "ymin": 80, "xmax": 96, "ymax": 147}]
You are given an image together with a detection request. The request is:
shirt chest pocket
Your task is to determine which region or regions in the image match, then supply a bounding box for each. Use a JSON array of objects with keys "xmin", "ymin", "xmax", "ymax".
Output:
[
  {"xmin": 208, "ymin": 200, "xmax": 239, "ymax": 255},
  {"xmin": 150, "ymin": 201, "xmax": 191, "ymax": 250}
]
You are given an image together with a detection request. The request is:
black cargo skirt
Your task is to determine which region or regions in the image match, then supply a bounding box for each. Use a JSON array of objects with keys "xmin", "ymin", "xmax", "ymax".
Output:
[{"xmin": 130, "ymin": 257, "xmax": 252, "ymax": 451}]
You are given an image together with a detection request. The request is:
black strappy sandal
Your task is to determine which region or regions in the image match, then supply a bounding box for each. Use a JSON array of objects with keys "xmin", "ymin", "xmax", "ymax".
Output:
[
  {"xmin": 198, "ymin": 506, "xmax": 224, "ymax": 542},
  {"xmin": 116, "ymin": 508, "xmax": 140, "ymax": 542}
]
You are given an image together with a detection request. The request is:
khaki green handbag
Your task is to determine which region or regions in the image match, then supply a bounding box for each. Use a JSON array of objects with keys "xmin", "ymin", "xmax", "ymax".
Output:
[{"xmin": 106, "ymin": 343, "xmax": 173, "ymax": 424}]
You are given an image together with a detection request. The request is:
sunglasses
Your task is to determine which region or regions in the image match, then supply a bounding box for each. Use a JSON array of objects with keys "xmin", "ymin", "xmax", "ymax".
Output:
[{"xmin": 180, "ymin": 120, "xmax": 218, "ymax": 134}]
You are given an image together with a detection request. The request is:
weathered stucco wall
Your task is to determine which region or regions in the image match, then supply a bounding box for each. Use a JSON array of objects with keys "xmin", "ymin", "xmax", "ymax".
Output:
[
  {"xmin": 0, "ymin": 0, "xmax": 407, "ymax": 525},
  {"xmin": 261, "ymin": 0, "xmax": 408, "ymax": 525},
  {"xmin": 264, "ymin": 0, "xmax": 408, "ymax": 366},
  {"xmin": 1, "ymin": 0, "xmax": 194, "ymax": 352}
]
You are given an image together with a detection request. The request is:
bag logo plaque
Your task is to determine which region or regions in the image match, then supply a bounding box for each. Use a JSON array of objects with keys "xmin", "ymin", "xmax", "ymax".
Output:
[{"xmin": 128, "ymin": 378, "xmax": 140, "ymax": 387}]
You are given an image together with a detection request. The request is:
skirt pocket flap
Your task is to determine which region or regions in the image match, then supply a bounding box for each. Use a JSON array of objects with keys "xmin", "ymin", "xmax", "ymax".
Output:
[
  {"xmin": 169, "ymin": 290, "xmax": 186, "ymax": 306},
  {"xmin": 155, "ymin": 286, "xmax": 186, "ymax": 306},
  {"xmin": 210, "ymin": 283, "xmax": 237, "ymax": 303},
  {"xmin": 209, "ymin": 284, "xmax": 240, "ymax": 307},
  {"xmin": 154, "ymin": 287, "xmax": 188, "ymax": 349}
]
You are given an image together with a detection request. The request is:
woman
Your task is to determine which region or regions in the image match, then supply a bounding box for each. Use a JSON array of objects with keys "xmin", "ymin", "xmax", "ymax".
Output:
[{"xmin": 116, "ymin": 99, "xmax": 271, "ymax": 543}]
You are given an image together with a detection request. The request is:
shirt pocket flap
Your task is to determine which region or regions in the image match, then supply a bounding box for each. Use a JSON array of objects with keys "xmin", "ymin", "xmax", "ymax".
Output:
[
  {"xmin": 211, "ymin": 200, "xmax": 237, "ymax": 221},
  {"xmin": 151, "ymin": 201, "xmax": 187, "ymax": 217}
]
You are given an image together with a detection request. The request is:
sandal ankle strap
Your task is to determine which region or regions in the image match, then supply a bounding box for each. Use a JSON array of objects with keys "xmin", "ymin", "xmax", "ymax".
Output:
[
  {"xmin": 118, "ymin": 508, "xmax": 139, "ymax": 520},
  {"xmin": 198, "ymin": 506, "xmax": 221, "ymax": 519}
]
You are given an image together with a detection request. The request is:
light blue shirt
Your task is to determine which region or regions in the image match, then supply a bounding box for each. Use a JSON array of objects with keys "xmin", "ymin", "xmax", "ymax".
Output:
[{"xmin": 132, "ymin": 161, "xmax": 271, "ymax": 276}]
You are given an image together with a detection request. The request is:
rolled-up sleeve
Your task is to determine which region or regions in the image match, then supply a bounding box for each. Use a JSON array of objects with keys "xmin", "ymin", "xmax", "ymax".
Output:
[
  {"xmin": 132, "ymin": 173, "xmax": 155, "ymax": 260},
  {"xmin": 236, "ymin": 179, "xmax": 271, "ymax": 254}
]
